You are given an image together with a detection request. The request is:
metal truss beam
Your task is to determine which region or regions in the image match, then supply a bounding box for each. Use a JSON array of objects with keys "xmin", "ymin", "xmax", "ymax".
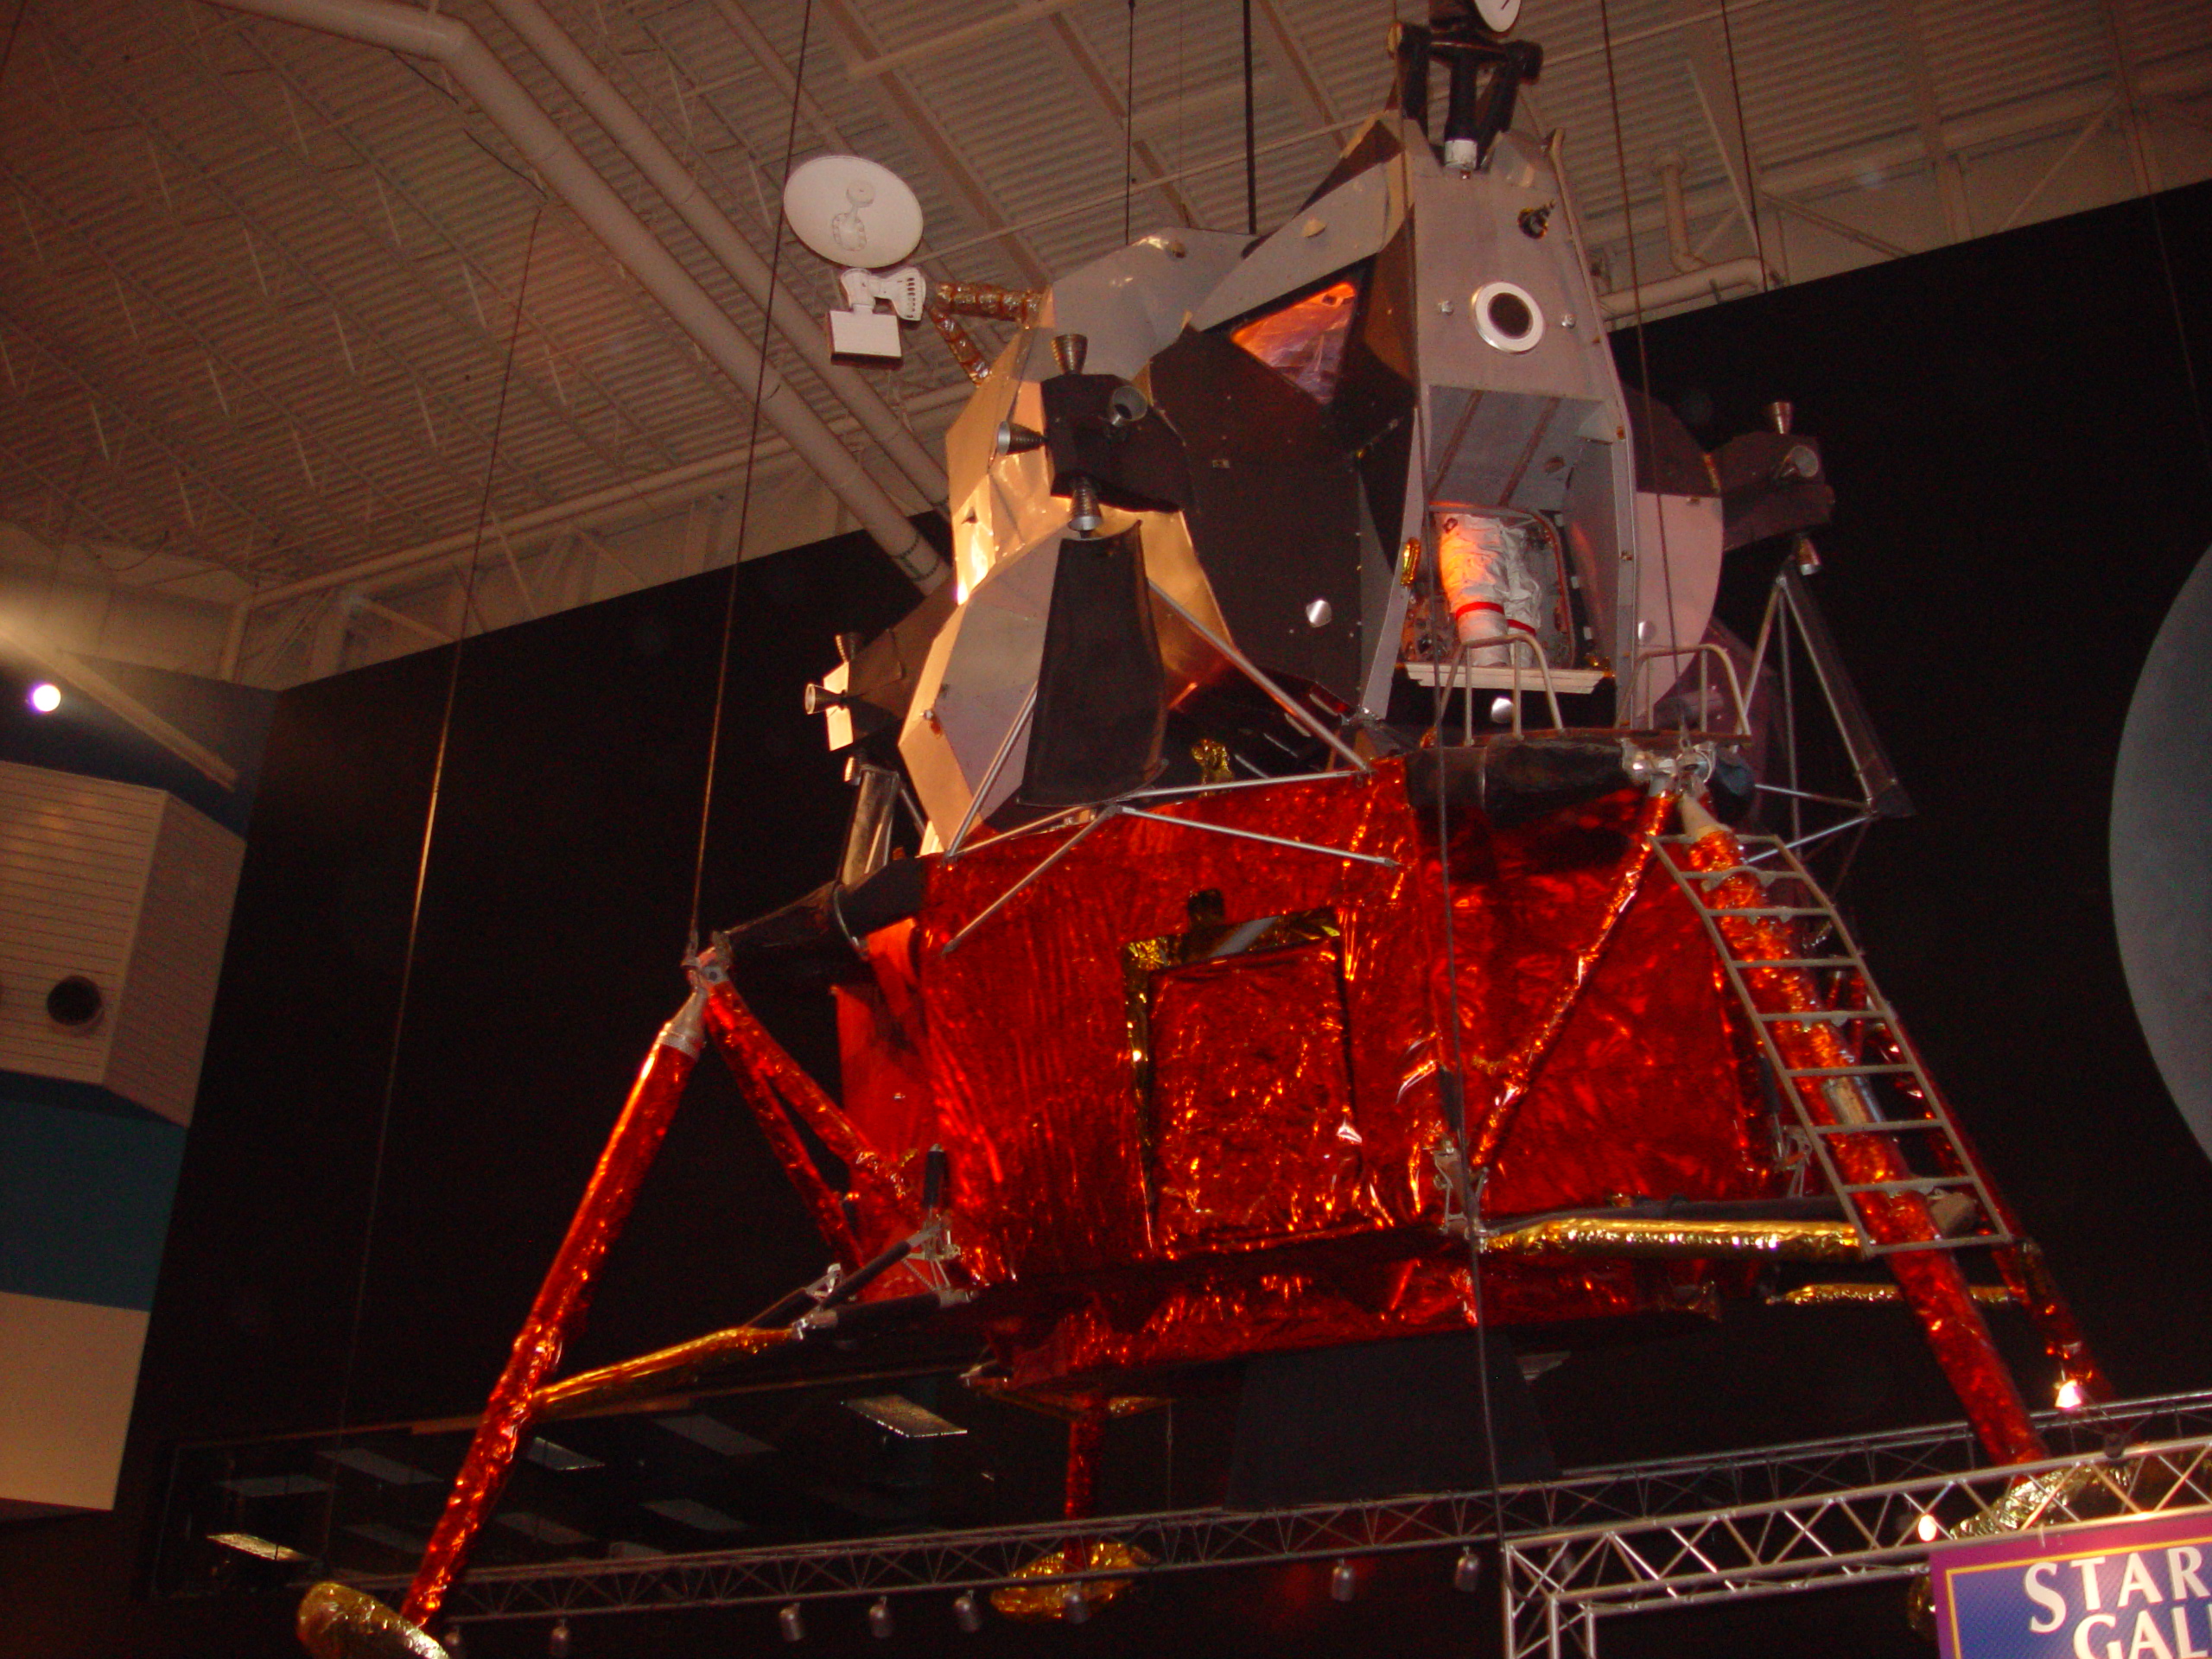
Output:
[
  {"xmin": 1249, "ymin": 0, "xmax": 1344, "ymax": 170},
  {"xmin": 321, "ymin": 1391, "xmax": 2212, "ymax": 1629},
  {"xmin": 0, "ymin": 307, "xmax": 291, "ymax": 570},
  {"xmin": 0, "ymin": 434, "xmax": 145, "ymax": 552},
  {"xmin": 213, "ymin": 12, "xmax": 679, "ymax": 478},
  {"xmin": 27, "ymin": 8, "xmax": 619, "ymax": 553},
  {"xmin": 0, "ymin": 164, "xmax": 442, "ymax": 546},
  {"xmin": 1505, "ymin": 1427, "xmax": 2212, "ymax": 1659},
  {"xmin": 1044, "ymin": 11, "xmax": 1197, "ymax": 228},
  {"xmin": 1669, "ymin": 2, "xmax": 1760, "ymax": 255},
  {"xmin": 711, "ymin": 0, "xmax": 856, "ymax": 156},
  {"xmin": 1882, "ymin": 0, "xmax": 1974, "ymax": 244},
  {"xmin": 2099, "ymin": 0, "xmax": 2164, "ymax": 196},
  {"xmin": 817, "ymin": 0, "xmax": 1052, "ymax": 288},
  {"xmin": 367, "ymin": 35, "xmax": 750, "ymax": 449}
]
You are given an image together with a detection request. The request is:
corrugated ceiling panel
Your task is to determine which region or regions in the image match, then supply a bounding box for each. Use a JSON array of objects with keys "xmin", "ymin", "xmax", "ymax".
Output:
[{"xmin": 1920, "ymin": 0, "xmax": 2109, "ymax": 122}]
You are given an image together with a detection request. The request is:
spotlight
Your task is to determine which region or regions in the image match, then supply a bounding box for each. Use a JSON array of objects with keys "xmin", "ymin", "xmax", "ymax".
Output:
[
  {"xmin": 548, "ymin": 1617, "xmax": 572, "ymax": 1657},
  {"xmin": 1489, "ymin": 695, "xmax": 1515, "ymax": 724},
  {"xmin": 1331, "ymin": 1558, "xmax": 1357, "ymax": 1603},
  {"xmin": 778, "ymin": 1604, "xmax": 804, "ymax": 1643},
  {"xmin": 952, "ymin": 1592, "xmax": 983, "ymax": 1633},
  {"xmin": 868, "ymin": 1598, "xmax": 894, "ymax": 1640},
  {"xmin": 1915, "ymin": 1512, "xmax": 1943, "ymax": 1544},
  {"xmin": 2056, "ymin": 1378, "xmax": 2087, "ymax": 1411},
  {"xmin": 1454, "ymin": 1548, "xmax": 1485, "ymax": 1593},
  {"xmin": 444, "ymin": 1628, "xmax": 466, "ymax": 1657},
  {"xmin": 1058, "ymin": 1584, "xmax": 1090, "ymax": 1624},
  {"xmin": 28, "ymin": 681, "xmax": 60, "ymax": 714}
]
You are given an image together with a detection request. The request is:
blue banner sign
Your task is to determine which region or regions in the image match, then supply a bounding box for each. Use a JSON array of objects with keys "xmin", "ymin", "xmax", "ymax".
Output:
[{"xmin": 1935, "ymin": 1509, "xmax": 2212, "ymax": 1659}]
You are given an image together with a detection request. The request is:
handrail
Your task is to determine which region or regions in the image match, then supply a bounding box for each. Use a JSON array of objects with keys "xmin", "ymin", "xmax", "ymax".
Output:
[
  {"xmin": 1627, "ymin": 642, "xmax": 1751, "ymax": 735},
  {"xmin": 1434, "ymin": 632, "xmax": 1567, "ymax": 739}
]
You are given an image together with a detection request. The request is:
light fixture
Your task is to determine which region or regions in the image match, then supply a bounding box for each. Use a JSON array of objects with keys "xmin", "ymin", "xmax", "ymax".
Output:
[
  {"xmin": 778, "ymin": 1604, "xmax": 804, "ymax": 1643},
  {"xmin": 1331, "ymin": 1558, "xmax": 1358, "ymax": 1602},
  {"xmin": 548, "ymin": 1616, "xmax": 572, "ymax": 1657},
  {"xmin": 952, "ymin": 1592, "xmax": 983, "ymax": 1633},
  {"xmin": 28, "ymin": 681, "xmax": 60, "ymax": 714},
  {"xmin": 1058, "ymin": 1585, "xmax": 1090, "ymax": 1624},
  {"xmin": 1915, "ymin": 1512, "xmax": 1943, "ymax": 1543},
  {"xmin": 1454, "ymin": 1548, "xmax": 1485, "ymax": 1592},
  {"xmin": 444, "ymin": 1627, "xmax": 466, "ymax": 1657},
  {"xmin": 2056, "ymin": 1378, "xmax": 2087, "ymax": 1410},
  {"xmin": 868, "ymin": 1598, "xmax": 894, "ymax": 1639}
]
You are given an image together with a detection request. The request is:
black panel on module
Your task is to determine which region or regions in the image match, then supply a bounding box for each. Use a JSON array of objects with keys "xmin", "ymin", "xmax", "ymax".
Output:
[
  {"xmin": 1148, "ymin": 327, "xmax": 1364, "ymax": 699},
  {"xmin": 1020, "ymin": 524, "xmax": 1169, "ymax": 806}
]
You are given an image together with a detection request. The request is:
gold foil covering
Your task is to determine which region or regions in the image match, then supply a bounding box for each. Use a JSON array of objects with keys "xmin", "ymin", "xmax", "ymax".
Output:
[
  {"xmin": 924, "ymin": 302, "xmax": 989, "ymax": 384},
  {"xmin": 1483, "ymin": 1216, "xmax": 1865, "ymax": 1262},
  {"xmin": 531, "ymin": 1325, "xmax": 791, "ymax": 1419},
  {"xmin": 1781, "ymin": 1282, "xmax": 2015, "ymax": 1307},
  {"xmin": 933, "ymin": 280, "xmax": 1046, "ymax": 326},
  {"xmin": 1967, "ymin": 1465, "xmax": 2100, "ymax": 1537},
  {"xmin": 296, "ymin": 1582, "xmax": 447, "ymax": 1659},
  {"xmin": 988, "ymin": 1541, "xmax": 1151, "ymax": 1621}
]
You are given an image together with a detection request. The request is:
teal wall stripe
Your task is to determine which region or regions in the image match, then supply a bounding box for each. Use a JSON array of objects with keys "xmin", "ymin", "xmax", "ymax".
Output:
[{"xmin": 0, "ymin": 1089, "xmax": 186, "ymax": 1312}]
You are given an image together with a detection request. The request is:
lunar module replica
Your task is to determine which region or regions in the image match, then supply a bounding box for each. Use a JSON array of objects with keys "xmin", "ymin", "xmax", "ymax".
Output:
[{"xmin": 301, "ymin": 12, "xmax": 2110, "ymax": 1656}]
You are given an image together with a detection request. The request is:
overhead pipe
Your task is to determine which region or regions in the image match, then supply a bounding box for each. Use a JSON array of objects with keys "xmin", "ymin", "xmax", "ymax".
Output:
[
  {"xmin": 211, "ymin": 0, "xmax": 946, "ymax": 594},
  {"xmin": 479, "ymin": 0, "xmax": 947, "ymax": 511},
  {"xmin": 1597, "ymin": 258, "xmax": 1773, "ymax": 321},
  {"xmin": 1651, "ymin": 149, "xmax": 1702, "ymax": 273}
]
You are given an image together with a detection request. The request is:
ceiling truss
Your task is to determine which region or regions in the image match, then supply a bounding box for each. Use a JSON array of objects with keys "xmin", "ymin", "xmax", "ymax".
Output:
[{"xmin": 0, "ymin": 0, "xmax": 2202, "ymax": 688}]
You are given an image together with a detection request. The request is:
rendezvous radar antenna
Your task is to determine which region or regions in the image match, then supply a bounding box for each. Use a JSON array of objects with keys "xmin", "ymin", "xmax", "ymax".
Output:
[{"xmin": 783, "ymin": 153, "xmax": 927, "ymax": 365}]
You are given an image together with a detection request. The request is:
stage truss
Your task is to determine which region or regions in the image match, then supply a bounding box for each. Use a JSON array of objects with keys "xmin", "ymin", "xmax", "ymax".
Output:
[
  {"xmin": 331, "ymin": 1390, "xmax": 2212, "ymax": 1640},
  {"xmin": 1506, "ymin": 1414, "xmax": 2212, "ymax": 1659}
]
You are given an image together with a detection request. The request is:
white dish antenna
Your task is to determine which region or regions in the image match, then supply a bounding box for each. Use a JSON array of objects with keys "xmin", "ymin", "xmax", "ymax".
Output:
[{"xmin": 783, "ymin": 156, "xmax": 924, "ymax": 270}]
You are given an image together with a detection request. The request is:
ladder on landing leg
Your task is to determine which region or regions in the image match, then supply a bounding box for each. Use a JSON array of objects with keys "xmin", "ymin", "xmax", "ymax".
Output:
[{"xmin": 1654, "ymin": 829, "xmax": 2013, "ymax": 1260}]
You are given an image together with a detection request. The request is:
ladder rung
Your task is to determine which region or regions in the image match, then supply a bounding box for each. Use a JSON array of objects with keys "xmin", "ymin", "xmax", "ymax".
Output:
[
  {"xmin": 1840, "ymin": 1177, "xmax": 1977, "ymax": 1196},
  {"xmin": 1732, "ymin": 957, "xmax": 1857, "ymax": 969},
  {"xmin": 1865, "ymin": 1231, "xmax": 2014, "ymax": 1255},
  {"xmin": 1707, "ymin": 906, "xmax": 1833, "ymax": 917},
  {"xmin": 1755, "ymin": 1008, "xmax": 1885, "ymax": 1023},
  {"xmin": 1808, "ymin": 1120, "xmax": 1948, "ymax": 1135},
  {"xmin": 1783, "ymin": 1064, "xmax": 1916, "ymax": 1077}
]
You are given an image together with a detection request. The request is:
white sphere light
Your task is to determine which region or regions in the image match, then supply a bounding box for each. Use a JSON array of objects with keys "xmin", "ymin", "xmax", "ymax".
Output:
[
  {"xmin": 782, "ymin": 156, "xmax": 925, "ymax": 270},
  {"xmin": 28, "ymin": 681, "xmax": 60, "ymax": 714}
]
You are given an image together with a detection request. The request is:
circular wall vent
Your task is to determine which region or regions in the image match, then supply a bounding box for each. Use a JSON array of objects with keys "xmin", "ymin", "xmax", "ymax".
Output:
[{"xmin": 47, "ymin": 975, "xmax": 104, "ymax": 1030}]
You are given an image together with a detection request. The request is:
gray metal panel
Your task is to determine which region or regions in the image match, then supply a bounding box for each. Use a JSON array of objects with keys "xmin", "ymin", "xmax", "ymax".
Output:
[
  {"xmin": 1187, "ymin": 164, "xmax": 1402, "ymax": 332},
  {"xmin": 1039, "ymin": 230, "xmax": 1250, "ymax": 381},
  {"xmin": 1409, "ymin": 162, "xmax": 1618, "ymax": 410}
]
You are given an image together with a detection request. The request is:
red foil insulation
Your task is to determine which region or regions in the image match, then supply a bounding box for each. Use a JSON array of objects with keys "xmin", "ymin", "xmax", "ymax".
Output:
[
  {"xmin": 1675, "ymin": 809, "xmax": 2048, "ymax": 1467},
  {"xmin": 704, "ymin": 975, "xmax": 916, "ymax": 1269},
  {"xmin": 403, "ymin": 1001, "xmax": 703, "ymax": 1628},
  {"xmin": 836, "ymin": 762, "xmax": 1780, "ymax": 1382}
]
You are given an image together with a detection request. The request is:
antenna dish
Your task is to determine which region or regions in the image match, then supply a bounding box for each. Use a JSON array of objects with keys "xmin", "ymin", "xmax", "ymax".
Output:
[{"xmin": 783, "ymin": 156, "xmax": 924, "ymax": 270}]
